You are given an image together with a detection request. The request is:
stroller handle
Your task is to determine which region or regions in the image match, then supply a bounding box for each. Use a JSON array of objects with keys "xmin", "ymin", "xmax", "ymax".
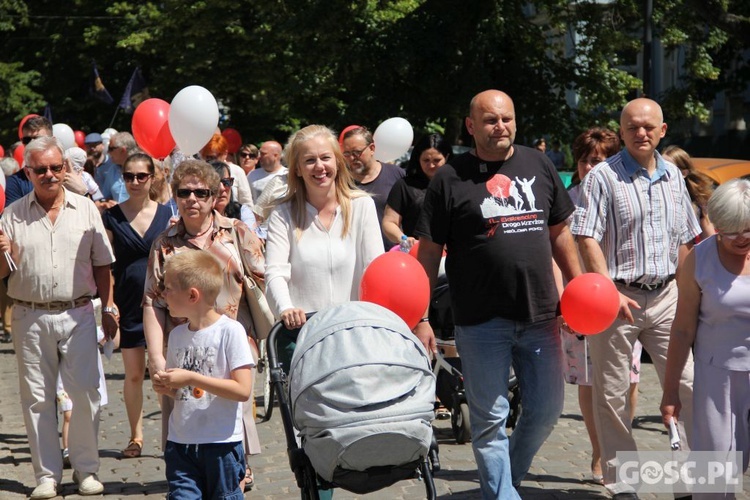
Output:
[
  {"xmin": 265, "ymin": 313, "xmax": 316, "ymax": 454},
  {"xmin": 266, "ymin": 312, "xmax": 316, "ymax": 371}
]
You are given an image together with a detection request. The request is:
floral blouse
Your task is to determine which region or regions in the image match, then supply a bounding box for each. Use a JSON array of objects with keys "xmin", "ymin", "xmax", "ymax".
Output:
[{"xmin": 143, "ymin": 211, "xmax": 265, "ymax": 336}]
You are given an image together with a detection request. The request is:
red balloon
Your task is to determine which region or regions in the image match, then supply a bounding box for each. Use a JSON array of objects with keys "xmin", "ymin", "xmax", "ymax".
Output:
[
  {"xmin": 18, "ymin": 114, "xmax": 40, "ymax": 139},
  {"xmin": 0, "ymin": 185, "xmax": 5, "ymax": 215},
  {"xmin": 222, "ymin": 128, "xmax": 242, "ymax": 154},
  {"xmin": 74, "ymin": 130, "xmax": 86, "ymax": 148},
  {"xmin": 359, "ymin": 252, "xmax": 430, "ymax": 330},
  {"xmin": 561, "ymin": 273, "xmax": 620, "ymax": 335},
  {"xmin": 13, "ymin": 144, "xmax": 25, "ymax": 165},
  {"xmin": 339, "ymin": 124, "xmax": 362, "ymax": 148},
  {"xmin": 0, "ymin": 144, "xmax": 4, "ymax": 158},
  {"xmin": 132, "ymin": 98, "xmax": 175, "ymax": 159}
]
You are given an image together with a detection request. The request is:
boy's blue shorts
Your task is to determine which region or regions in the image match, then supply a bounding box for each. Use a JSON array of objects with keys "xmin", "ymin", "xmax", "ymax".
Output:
[{"xmin": 165, "ymin": 440, "xmax": 245, "ymax": 500}]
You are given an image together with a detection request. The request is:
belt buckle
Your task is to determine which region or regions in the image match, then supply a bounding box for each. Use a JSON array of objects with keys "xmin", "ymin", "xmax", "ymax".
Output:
[{"xmin": 641, "ymin": 282, "xmax": 657, "ymax": 291}]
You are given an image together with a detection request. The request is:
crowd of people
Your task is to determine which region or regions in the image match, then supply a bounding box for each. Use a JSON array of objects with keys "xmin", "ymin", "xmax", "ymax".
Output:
[{"xmin": 1, "ymin": 90, "xmax": 748, "ymax": 500}]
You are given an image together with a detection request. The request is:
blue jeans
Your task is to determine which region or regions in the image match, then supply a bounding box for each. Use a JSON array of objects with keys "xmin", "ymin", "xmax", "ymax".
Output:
[
  {"xmin": 165, "ymin": 440, "xmax": 245, "ymax": 500},
  {"xmin": 456, "ymin": 317, "xmax": 564, "ymax": 500}
]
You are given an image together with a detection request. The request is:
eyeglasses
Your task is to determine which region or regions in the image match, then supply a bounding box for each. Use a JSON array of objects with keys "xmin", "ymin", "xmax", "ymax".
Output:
[
  {"xmin": 342, "ymin": 146, "xmax": 370, "ymax": 159},
  {"xmin": 239, "ymin": 152, "xmax": 258, "ymax": 159},
  {"xmin": 27, "ymin": 164, "xmax": 65, "ymax": 175},
  {"xmin": 123, "ymin": 172, "xmax": 153, "ymax": 183},
  {"xmin": 175, "ymin": 188, "xmax": 212, "ymax": 200},
  {"xmin": 108, "ymin": 145, "xmax": 120, "ymax": 152},
  {"xmin": 220, "ymin": 177, "xmax": 234, "ymax": 188},
  {"xmin": 720, "ymin": 230, "xmax": 750, "ymax": 240}
]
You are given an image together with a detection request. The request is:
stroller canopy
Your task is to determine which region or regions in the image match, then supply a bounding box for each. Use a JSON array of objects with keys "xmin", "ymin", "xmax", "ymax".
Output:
[{"xmin": 288, "ymin": 301, "xmax": 435, "ymax": 484}]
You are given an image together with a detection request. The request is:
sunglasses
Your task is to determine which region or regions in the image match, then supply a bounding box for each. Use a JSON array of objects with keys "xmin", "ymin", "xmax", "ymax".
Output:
[
  {"xmin": 28, "ymin": 164, "xmax": 65, "ymax": 175},
  {"xmin": 720, "ymin": 230, "xmax": 750, "ymax": 240},
  {"xmin": 342, "ymin": 146, "xmax": 369, "ymax": 159},
  {"xmin": 175, "ymin": 188, "xmax": 212, "ymax": 200},
  {"xmin": 123, "ymin": 172, "xmax": 153, "ymax": 183},
  {"xmin": 220, "ymin": 177, "xmax": 234, "ymax": 188},
  {"xmin": 239, "ymin": 152, "xmax": 258, "ymax": 159},
  {"xmin": 21, "ymin": 136, "xmax": 35, "ymax": 145},
  {"xmin": 108, "ymin": 145, "xmax": 120, "ymax": 152}
]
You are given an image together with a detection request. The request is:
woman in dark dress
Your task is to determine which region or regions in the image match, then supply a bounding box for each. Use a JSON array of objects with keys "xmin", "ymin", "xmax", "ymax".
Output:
[
  {"xmin": 382, "ymin": 133, "xmax": 452, "ymax": 248},
  {"xmin": 102, "ymin": 153, "xmax": 172, "ymax": 458}
]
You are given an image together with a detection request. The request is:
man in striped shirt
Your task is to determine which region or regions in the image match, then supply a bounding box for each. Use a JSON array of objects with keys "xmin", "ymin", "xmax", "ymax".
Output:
[{"xmin": 571, "ymin": 98, "xmax": 700, "ymax": 500}]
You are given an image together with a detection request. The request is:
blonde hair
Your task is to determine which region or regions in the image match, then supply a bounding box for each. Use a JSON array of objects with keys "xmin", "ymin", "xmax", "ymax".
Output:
[
  {"xmin": 282, "ymin": 124, "xmax": 367, "ymax": 239},
  {"xmin": 164, "ymin": 250, "xmax": 223, "ymax": 305}
]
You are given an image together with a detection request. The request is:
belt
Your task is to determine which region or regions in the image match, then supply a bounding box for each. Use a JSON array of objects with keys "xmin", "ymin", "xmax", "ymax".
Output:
[
  {"xmin": 14, "ymin": 296, "xmax": 92, "ymax": 312},
  {"xmin": 614, "ymin": 275, "xmax": 675, "ymax": 291}
]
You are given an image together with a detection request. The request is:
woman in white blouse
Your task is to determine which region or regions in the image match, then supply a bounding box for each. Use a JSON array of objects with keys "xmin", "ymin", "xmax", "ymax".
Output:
[{"xmin": 265, "ymin": 124, "xmax": 384, "ymax": 331}]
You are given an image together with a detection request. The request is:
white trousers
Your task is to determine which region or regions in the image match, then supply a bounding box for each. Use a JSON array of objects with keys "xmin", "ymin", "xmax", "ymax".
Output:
[{"xmin": 12, "ymin": 302, "xmax": 101, "ymax": 485}]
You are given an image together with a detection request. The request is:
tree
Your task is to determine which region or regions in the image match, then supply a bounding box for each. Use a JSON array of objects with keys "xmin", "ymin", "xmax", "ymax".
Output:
[{"xmin": 1, "ymin": 0, "xmax": 748, "ymax": 152}]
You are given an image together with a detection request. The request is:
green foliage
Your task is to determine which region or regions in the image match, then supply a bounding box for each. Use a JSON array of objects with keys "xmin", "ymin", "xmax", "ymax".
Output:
[{"xmin": 0, "ymin": 0, "xmax": 748, "ymax": 149}]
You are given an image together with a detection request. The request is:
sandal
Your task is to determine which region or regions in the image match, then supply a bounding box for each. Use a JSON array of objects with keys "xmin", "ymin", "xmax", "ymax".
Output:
[
  {"xmin": 243, "ymin": 466, "xmax": 254, "ymax": 491},
  {"xmin": 122, "ymin": 438, "xmax": 143, "ymax": 458}
]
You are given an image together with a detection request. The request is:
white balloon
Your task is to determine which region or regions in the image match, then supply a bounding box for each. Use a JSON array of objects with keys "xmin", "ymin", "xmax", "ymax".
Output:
[
  {"xmin": 373, "ymin": 117, "xmax": 414, "ymax": 162},
  {"xmin": 52, "ymin": 123, "xmax": 76, "ymax": 150},
  {"xmin": 101, "ymin": 127, "xmax": 118, "ymax": 150},
  {"xmin": 168, "ymin": 86, "xmax": 219, "ymax": 156}
]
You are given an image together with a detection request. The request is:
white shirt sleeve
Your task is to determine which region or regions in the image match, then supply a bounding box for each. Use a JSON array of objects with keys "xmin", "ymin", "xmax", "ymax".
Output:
[
  {"xmin": 353, "ymin": 195, "xmax": 385, "ymax": 299},
  {"xmin": 264, "ymin": 205, "xmax": 295, "ymax": 315}
]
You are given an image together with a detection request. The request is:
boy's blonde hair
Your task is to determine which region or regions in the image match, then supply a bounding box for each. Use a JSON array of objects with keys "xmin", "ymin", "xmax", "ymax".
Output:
[{"xmin": 164, "ymin": 250, "xmax": 223, "ymax": 305}]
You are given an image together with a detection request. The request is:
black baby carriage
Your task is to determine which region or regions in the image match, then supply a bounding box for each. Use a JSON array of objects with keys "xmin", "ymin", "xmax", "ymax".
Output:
[
  {"xmin": 430, "ymin": 277, "xmax": 521, "ymax": 444},
  {"xmin": 266, "ymin": 301, "xmax": 439, "ymax": 499}
]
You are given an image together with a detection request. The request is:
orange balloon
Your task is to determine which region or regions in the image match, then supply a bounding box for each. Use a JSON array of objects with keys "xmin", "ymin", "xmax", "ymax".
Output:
[
  {"xmin": 359, "ymin": 252, "xmax": 430, "ymax": 329},
  {"xmin": 561, "ymin": 273, "xmax": 620, "ymax": 335}
]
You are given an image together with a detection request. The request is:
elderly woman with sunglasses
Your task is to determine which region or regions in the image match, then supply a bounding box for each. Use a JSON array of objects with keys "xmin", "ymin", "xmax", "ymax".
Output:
[
  {"xmin": 102, "ymin": 153, "xmax": 172, "ymax": 459},
  {"xmin": 143, "ymin": 159, "xmax": 265, "ymax": 489},
  {"xmin": 661, "ymin": 178, "xmax": 750, "ymax": 491}
]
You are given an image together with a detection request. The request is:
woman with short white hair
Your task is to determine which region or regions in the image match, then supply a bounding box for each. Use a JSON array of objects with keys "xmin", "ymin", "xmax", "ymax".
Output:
[{"xmin": 661, "ymin": 178, "xmax": 750, "ymax": 495}]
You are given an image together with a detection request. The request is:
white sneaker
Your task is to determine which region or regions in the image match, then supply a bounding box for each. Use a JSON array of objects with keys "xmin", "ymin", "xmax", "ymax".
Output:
[
  {"xmin": 73, "ymin": 471, "xmax": 104, "ymax": 496},
  {"xmin": 30, "ymin": 480, "xmax": 58, "ymax": 499}
]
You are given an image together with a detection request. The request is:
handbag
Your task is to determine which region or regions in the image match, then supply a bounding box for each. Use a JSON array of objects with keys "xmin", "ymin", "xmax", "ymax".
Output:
[{"xmin": 232, "ymin": 226, "xmax": 275, "ymax": 340}]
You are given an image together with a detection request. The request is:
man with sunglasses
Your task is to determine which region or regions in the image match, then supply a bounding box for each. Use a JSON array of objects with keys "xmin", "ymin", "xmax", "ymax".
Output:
[
  {"xmin": 0, "ymin": 136, "xmax": 116, "ymax": 498},
  {"xmin": 572, "ymin": 98, "xmax": 700, "ymax": 500},
  {"xmin": 5, "ymin": 116, "xmax": 53, "ymax": 207}
]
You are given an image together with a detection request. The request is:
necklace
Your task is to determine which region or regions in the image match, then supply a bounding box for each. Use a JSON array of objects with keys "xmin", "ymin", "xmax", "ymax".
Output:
[{"xmin": 185, "ymin": 215, "xmax": 214, "ymax": 238}]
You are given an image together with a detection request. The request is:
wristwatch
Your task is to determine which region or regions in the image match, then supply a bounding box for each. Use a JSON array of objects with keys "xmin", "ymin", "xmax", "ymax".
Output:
[{"xmin": 102, "ymin": 306, "xmax": 119, "ymax": 317}]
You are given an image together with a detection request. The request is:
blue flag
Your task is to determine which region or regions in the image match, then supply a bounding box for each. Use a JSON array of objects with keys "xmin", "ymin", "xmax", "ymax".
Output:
[
  {"xmin": 91, "ymin": 61, "xmax": 114, "ymax": 105},
  {"xmin": 119, "ymin": 67, "xmax": 149, "ymax": 113},
  {"xmin": 43, "ymin": 103, "xmax": 53, "ymax": 123}
]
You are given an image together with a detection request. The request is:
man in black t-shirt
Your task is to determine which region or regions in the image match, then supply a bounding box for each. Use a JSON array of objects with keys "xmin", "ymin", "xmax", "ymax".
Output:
[{"xmin": 414, "ymin": 90, "xmax": 581, "ymax": 499}]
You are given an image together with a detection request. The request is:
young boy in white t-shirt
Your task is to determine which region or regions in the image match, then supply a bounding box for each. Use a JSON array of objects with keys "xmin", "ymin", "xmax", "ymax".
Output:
[{"xmin": 152, "ymin": 249, "xmax": 254, "ymax": 499}]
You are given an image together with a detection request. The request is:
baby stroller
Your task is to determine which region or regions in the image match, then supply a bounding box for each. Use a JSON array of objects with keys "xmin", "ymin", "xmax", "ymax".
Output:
[
  {"xmin": 430, "ymin": 276, "xmax": 521, "ymax": 444},
  {"xmin": 266, "ymin": 301, "xmax": 439, "ymax": 499}
]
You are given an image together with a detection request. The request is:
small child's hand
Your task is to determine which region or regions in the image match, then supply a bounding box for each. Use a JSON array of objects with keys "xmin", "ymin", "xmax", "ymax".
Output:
[{"xmin": 160, "ymin": 368, "xmax": 193, "ymax": 389}]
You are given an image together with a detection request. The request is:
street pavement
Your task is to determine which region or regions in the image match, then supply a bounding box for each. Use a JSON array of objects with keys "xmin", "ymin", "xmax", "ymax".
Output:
[{"xmin": 0, "ymin": 341, "xmax": 747, "ymax": 499}]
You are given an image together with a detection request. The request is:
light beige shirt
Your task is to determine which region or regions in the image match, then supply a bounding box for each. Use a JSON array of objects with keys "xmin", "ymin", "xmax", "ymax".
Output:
[{"xmin": 2, "ymin": 188, "xmax": 115, "ymax": 302}]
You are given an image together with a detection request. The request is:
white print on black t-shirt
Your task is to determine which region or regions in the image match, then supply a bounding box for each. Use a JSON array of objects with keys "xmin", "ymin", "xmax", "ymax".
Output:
[
  {"xmin": 481, "ymin": 173, "xmax": 543, "ymax": 237},
  {"xmin": 174, "ymin": 346, "xmax": 217, "ymax": 401}
]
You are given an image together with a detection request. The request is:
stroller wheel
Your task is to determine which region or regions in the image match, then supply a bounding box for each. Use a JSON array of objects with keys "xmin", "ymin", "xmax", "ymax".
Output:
[
  {"xmin": 258, "ymin": 340, "xmax": 275, "ymax": 421},
  {"xmin": 452, "ymin": 402, "xmax": 471, "ymax": 444}
]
